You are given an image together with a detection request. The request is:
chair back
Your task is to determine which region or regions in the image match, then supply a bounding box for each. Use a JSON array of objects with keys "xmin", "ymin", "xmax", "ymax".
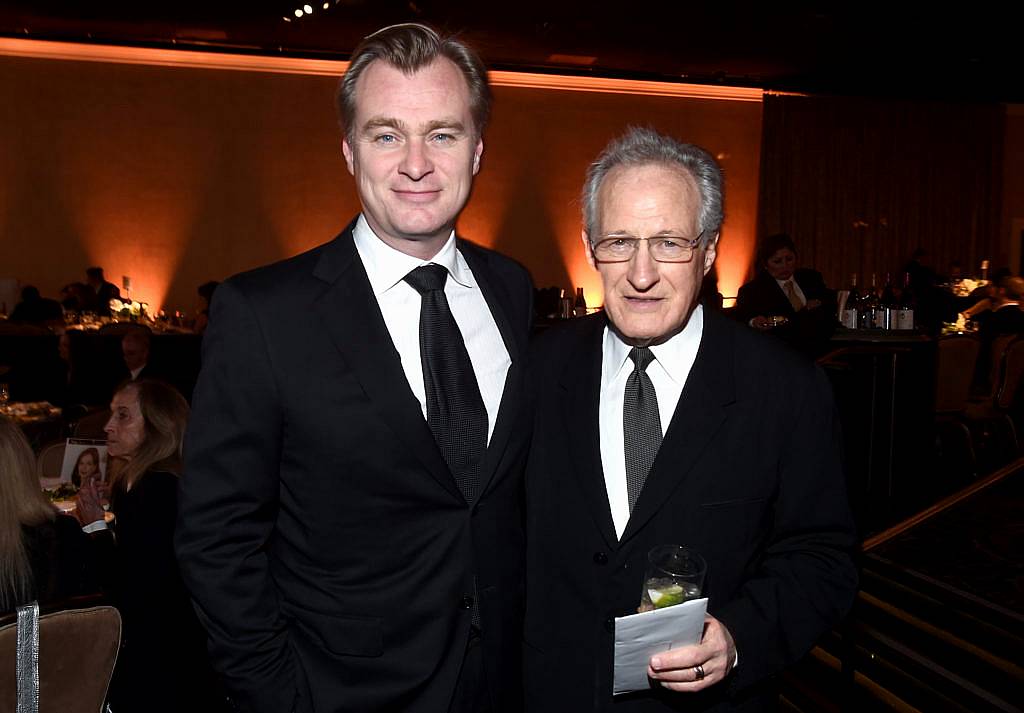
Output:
[
  {"xmin": 0, "ymin": 604, "xmax": 121, "ymax": 713},
  {"xmin": 34, "ymin": 442, "xmax": 66, "ymax": 481},
  {"xmin": 996, "ymin": 337, "xmax": 1024, "ymax": 411},
  {"xmin": 935, "ymin": 336, "xmax": 980, "ymax": 413},
  {"xmin": 72, "ymin": 410, "xmax": 109, "ymax": 440}
]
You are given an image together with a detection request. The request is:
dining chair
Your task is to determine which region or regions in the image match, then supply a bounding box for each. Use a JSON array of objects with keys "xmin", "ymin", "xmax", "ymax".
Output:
[
  {"xmin": 965, "ymin": 335, "xmax": 1024, "ymax": 469},
  {"xmin": 0, "ymin": 601, "xmax": 121, "ymax": 713},
  {"xmin": 933, "ymin": 335, "xmax": 981, "ymax": 481},
  {"xmin": 34, "ymin": 441, "xmax": 66, "ymax": 481},
  {"xmin": 72, "ymin": 410, "xmax": 110, "ymax": 440}
]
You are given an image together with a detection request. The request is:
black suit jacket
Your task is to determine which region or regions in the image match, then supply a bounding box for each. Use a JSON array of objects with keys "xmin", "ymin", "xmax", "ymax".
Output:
[
  {"xmin": 524, "ymin": 310, "xmax": 857, "ymax": 712},
  {"xmin": 734, "ymin": 268, "xmax": 833, "ymax": 321},
  {"xmin": 734, "ymin": 269, "xmax": 836, "ymax": 357},
  {"xmin": 176, "ymin": 220, "xmax": 533, "ymax": 713}
]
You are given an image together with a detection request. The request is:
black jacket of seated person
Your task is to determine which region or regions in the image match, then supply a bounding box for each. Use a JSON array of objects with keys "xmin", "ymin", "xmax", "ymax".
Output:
[
  {"xmin": 92, "ymin": 470, "xmax": 228, "ymax": 713},
  {"xmin": 734, "ymin": 268, "xmax": 836, "ymax": 357}
]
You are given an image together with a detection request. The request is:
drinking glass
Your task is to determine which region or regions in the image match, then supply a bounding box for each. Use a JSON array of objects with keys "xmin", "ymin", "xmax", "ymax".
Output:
[{"xmin": 640, "ymin": 545, "xmax": 706, "ymax": 610}]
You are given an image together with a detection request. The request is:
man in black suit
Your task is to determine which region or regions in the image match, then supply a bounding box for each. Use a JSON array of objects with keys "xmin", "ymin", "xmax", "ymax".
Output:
[
  {"xmin": 176, "ymin": 24, "xmax": 533, "ymax": 713},
  {"xmin": 734, "ymin": 233, "xmax": 836, "ymax": 357},
  {"xmin": 84, "ymin": 266, "xmax": 121, "ymax": 316},
  {"xmin": 524, "ymin": 128, "xmax": 857, "ymax": 712},
  {"xmin": 9, "ymin": 285, "xmax": 64, "ymax": 325}
]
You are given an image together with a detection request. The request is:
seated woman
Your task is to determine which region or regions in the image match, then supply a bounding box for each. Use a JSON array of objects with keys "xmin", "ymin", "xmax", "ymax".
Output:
[
  {"xmin": 735, "ymin": 233, "xmax": 836, "ymax": 356},
  {"xmin": 0, "ymin": 417, "xmax": 99, "ymax": 613},
  {"xmin": 76, "ymin": 379, "xmax": 227, "ymax": 712}
]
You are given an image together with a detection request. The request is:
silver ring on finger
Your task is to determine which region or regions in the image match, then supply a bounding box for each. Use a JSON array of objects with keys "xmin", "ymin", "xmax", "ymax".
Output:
[{"xmin": 693, "ymin": 663, "xmax": 706, "ymax": 681}]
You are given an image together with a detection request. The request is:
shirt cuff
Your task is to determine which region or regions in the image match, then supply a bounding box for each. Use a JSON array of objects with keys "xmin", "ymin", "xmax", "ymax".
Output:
[{"xmin": 82, "ymin": 520, "xmax": 109, "ymax": 533}]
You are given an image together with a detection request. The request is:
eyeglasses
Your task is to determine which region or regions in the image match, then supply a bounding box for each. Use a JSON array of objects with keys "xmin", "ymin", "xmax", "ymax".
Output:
[{"xmin": 591, "ymin": 230, "xmax": 705, "ymax": 263}]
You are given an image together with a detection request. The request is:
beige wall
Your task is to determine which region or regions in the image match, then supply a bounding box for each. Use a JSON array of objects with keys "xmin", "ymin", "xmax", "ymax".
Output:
[{"xmin": 1, "ymin": 52, "xmax": 762, "ymax": 313}]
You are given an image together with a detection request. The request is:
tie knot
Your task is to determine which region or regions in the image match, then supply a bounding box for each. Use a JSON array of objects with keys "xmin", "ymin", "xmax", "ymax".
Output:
[
  {"xmin": 404, "ymin": 264, "xmax": 449, "ymax": 295},
  {"xmin": 629, "ymin": 346, "xmax": 655, "ymax": 372}
]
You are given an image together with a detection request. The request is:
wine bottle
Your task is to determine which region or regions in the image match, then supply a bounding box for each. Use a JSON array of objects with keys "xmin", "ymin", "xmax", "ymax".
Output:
[
  {"xmin": 574, "ymin": 287, "xmax": 587, "ymax": 317},
  {"xmin": 840, "ymin": 273, "xmax": 859, "ymax": 329},
  {"xmin": 896, "ymin": 272, "xmax": 915, "ymax": 330},
  {"xmin": 559, "ymin": 289, "xmax": 572, "ymax": 319},
  {"xmin": 878, "ymin": 273, "xmax": 896, "ymax": 329},
  {"xmin": 859, "ymin": 273, "xmax": 879, "ymax": 329}
]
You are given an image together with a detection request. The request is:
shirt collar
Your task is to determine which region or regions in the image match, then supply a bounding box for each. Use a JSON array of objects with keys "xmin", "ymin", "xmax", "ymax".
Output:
[
  {"xmin": 352, "ymin": 214, "xmax": 475, "ymax": 296},
  {"xmin": 603, "ymin": 304, "xmax": 704, "ymax": 386}
]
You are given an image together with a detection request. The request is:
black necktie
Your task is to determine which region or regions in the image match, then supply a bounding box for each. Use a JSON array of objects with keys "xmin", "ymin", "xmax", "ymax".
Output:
[
  {"xmin": 624, "ymin": 346, "xmax": 662, "ymax": 512},
  {"xmin": 404, "ymin": 264, "xmax": 488, "ymax": 505}
]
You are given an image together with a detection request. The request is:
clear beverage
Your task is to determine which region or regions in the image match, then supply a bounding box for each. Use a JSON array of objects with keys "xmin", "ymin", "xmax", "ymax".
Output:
[
  {"xmin": 643, "ymin": 578, "xmax": 702, "ymax": 609},
  {"xmin": 639, "ymin": 545, "xmax": 706, "ymax": 611}
]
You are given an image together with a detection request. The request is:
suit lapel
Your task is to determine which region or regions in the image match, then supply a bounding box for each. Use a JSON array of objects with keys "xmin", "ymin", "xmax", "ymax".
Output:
[
  {"xmin": 620, "ymin": 311, "xmax": 736, "ymax": 544},
  {"xmin": 559, "ymin": 315, "xmax": 619, "ymax": 550},
  {"xmin": 311, "ymin": 224, "xmax": 463, "ymax": 502},
  {"xmin": 459, "ymin": 241, "xmax": 525, "ymax": 503}
]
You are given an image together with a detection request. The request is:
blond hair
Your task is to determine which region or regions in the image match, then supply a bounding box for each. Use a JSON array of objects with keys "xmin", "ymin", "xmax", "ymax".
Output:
[{"xmin": 0, "ymin": 417, "xmax": 55, "ymax": 611}]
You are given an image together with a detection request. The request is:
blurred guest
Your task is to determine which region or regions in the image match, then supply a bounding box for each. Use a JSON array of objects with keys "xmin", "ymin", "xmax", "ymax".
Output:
[
  {"xmin": 962, "ymin": 267, "xmax": 1013, "ymax": 321},
  {"xmin": 9, "ymin": 285, "xmax": 63, "ymax": 326},
  {"xmin": 0, "ymin": 417, "xmax": 99, "ymax": 613},
  {"xmin": 977, "ymin": 275, "xmax": 1024, "ymax": 330},
  {"xmin": 699, "ymin": 264, "xmax": 724, "ymax": 311},
  {"xmin": 71, "ymin": 447, "xmax": 102, "ymax": 488},
  {"xmin": 904, "ymin": 248, "xmax": 956, "ymax": 332},
  {"xmin": 972, "ymin": 276, "xmax": 1024, "ymax": 394},
  {"xmin": 60, "ymin": 282, "xmax": 89, "ymax": 313},
  {"xmin": 83, "ymin": 267, "xmax": 120, "ymax": 316},
  {"xmin": 735, "ymin": 233, "xmax": 836, "ymax": 356},
  {"xmin": 49, "ymin": 332, "xmax": 101, "ymax": 410},
  {"xmin": 76, "ymin": 380, "xmax": 226, "ymax": 712},
  {"xmin": 193, "ymin": 280, "xmax": 219, "ymax": 335},
  {"xmin": 121, "ymin": 328, "xmax": 156, "ymax": 381}
]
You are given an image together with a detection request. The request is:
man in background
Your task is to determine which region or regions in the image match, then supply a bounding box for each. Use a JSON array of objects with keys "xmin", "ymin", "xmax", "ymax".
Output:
[{"xmin": 83, "ymin": 266, "xmax": 120, "ymax": 316}]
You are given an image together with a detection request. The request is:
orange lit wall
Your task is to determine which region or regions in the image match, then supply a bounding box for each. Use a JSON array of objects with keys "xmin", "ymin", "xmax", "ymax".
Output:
[{"xmin": 0, "ymin": 42, "xmax": 761, "ymax": 313}]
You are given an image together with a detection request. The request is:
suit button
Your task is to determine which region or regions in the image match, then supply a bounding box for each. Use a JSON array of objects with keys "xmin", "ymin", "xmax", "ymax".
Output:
[
  {"xmin": 604, "ymin": 616, "xmax": 615, "ymax": 633},
  {"xmin": 593, "ymin": 552, "xmax": 608, "ymax": 565},
  {"xmin": 460, "ymin": 595, "xmax": 474, "ymax": 610}
]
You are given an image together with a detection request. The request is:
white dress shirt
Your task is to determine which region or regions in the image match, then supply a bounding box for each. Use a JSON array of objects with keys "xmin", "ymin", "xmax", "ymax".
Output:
[
  {"xmin": 599, "ymin": 305, "xmax": 704, "ymax": 539},
  {"xmin": 352, "ymin": 215, "xmax": 511, "ymax": 443}
]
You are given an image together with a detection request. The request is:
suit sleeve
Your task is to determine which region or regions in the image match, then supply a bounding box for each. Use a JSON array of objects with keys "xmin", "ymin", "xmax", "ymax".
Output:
[
  {"xmin": 175, "ymin": 279, "xmax": 299, "ymax": 713},
  {"xmin": 714, "ymin": 366, "xmax": 858, "ymax": 693},
  {"xmin": 733, "ymin": 281, "xmax": 760, "ymax": 324}
]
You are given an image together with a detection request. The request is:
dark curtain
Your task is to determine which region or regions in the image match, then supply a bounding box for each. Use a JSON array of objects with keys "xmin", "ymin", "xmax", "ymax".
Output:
[{"xmin": 757, "ymin": 94, "xmax": 1004, "ymax": 290}]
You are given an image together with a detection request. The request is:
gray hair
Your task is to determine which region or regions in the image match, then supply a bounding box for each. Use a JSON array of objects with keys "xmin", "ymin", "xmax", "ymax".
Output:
[
  {"xmin": 337, "ymin": 23, "xmax": 492, "ymax": 141},
  {"xmin": 582, "ymin": 127, "xmax": 724, "ymax": 241}
]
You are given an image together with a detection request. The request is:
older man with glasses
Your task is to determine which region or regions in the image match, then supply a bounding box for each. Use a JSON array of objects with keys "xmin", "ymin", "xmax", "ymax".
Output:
[{"xmin": 523, "ymin": 127, "xmax": 858, "ymax": 713}]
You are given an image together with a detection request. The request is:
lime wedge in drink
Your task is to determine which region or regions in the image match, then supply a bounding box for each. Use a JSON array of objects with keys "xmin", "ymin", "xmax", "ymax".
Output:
[{"xmin": 648, "ymin": 583, "xmax": 686, "ymax": 609}]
